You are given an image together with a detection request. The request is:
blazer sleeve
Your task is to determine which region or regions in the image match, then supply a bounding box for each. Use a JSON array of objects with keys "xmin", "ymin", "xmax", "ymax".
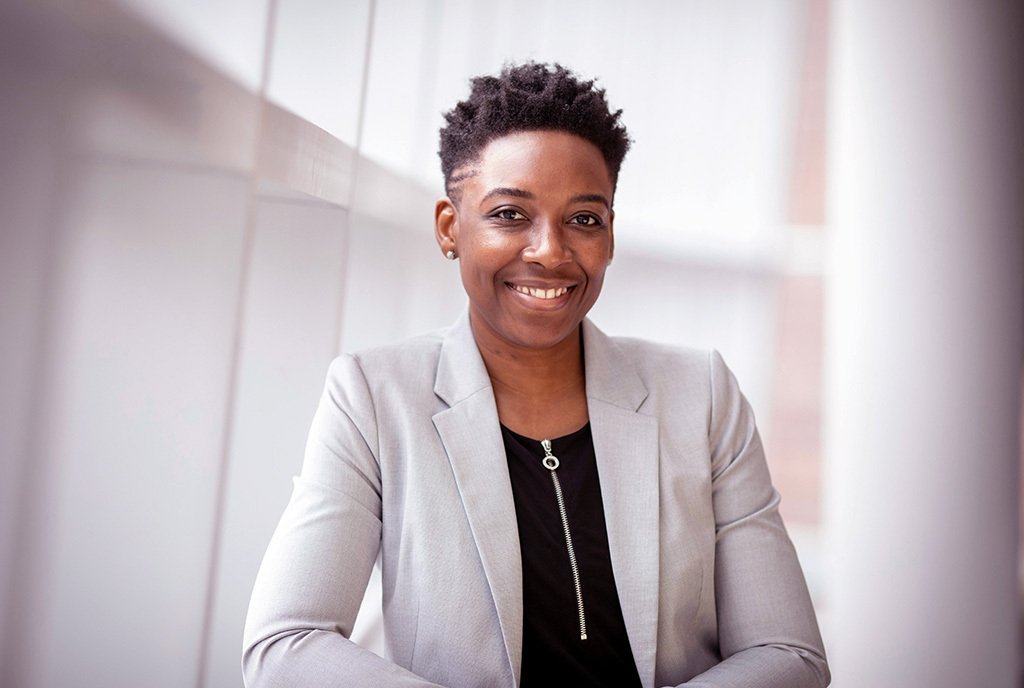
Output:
[
  {"xmin": 242, "ymin": 354, "xmax": 446, "ymax": 688},
  {"xmin": 674, "ymin": 350, "xmax": 830, "ymax": 688}
]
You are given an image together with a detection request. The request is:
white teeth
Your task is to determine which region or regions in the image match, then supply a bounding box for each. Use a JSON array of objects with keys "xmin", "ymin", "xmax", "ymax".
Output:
[{"xmin": 512, "ymin": 284, "xmax": 569, "ymax": 299}]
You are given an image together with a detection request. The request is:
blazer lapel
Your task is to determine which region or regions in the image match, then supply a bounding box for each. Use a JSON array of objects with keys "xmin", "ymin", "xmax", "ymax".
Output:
[
  {"xmin": 583, "ymin": 319, "xmax": 661, "ymax": 688},
  {"xmin": 432, "ymin": 313, "xmax": 523, "ymax": 685}
]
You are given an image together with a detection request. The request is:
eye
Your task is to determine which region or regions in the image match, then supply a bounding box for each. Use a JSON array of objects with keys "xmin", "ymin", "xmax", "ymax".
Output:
[
  {"xmin": 491, "ymin": 208, "xmax": 527, "ymax": 222},
  {"xmin": 570, "ymin": 213, "xmax": 603, "ymax": 228}
]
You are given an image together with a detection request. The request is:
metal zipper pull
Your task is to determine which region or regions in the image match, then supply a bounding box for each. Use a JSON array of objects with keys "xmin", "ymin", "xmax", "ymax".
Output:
[{"xmin": 541, "ymin": 439, "xmax": 588, "ymax": 641}]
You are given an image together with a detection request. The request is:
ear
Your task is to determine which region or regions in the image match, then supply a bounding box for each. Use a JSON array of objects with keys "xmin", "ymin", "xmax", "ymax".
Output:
[
  {"xmin": 434, "ymin": 197, "xmax": 458, "ymax": 258},
  {"xmin": 608, "ymin": 209, "xmax": 615, "ymax": 263}
]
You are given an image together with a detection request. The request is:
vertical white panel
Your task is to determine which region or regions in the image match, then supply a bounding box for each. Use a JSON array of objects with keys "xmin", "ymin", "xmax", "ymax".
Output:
[
  {"xmin": 267, "ymin": 0, "xmax": 372, "ymax": 145},
  {"xmin": 204, "ymin": 198, "xmax": 349, "ymax": 688},
  {"xmin": 22, "ymin": 161, "xmax": 249, "ymax": 688},
  {"xmin": 359, "ymin": 0, "xmax": 441, "ymax": 187},
  {"xmin": 824, "ymin": 2, "xmax": 1022, "ymax": 685}
]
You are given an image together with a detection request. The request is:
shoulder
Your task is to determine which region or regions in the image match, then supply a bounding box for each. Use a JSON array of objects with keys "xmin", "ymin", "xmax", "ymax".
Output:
[
  {"xmin": 596, "ymin": 331, "xmax": 743, "ymax": 418},
  {"xmin": 601, "ymin": 333, "xmax": 759, "ymax": 471},
  {"xmin": 608, "ymin": 334, "xmax": 710, "ymax": 367},
  {"xmin": 604, "ymin": 333, "xmax": 717, "ymax": 386},
  {"xmin": 346, "ymin": 326, "xmax": 446, "ymax": 373},
  {"xmin": 323, "ymin": 325, "xmax": 449, "ymax": 402}
]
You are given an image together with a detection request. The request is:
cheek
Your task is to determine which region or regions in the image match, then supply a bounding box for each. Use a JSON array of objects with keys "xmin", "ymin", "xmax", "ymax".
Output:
[
  {"xmin": 458, "ymin": 237, "xmax": 518, "ymax": 284},
  {"xmin": 582, "ymin": 243, "xmax": 613, "ymax": 280},
  {"xmin": 582, "ymin": 255, "xmax": 611, "ymax": 299},
  {"xmin": 457, "ymin": 251, "xmax": 503, "ymax": 295},
  {"xmin": 585, "ymin": 271, "xmax": 607, "ymax": 302}
]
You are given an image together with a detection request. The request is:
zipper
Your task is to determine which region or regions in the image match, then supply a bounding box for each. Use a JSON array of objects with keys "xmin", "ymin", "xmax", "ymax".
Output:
[{"xmin": 540, "ymin": 438, "xmax": 588, "ymax": 641}]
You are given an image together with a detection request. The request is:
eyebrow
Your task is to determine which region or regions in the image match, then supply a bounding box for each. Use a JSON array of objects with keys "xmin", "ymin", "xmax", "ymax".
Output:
[
  {"xmin": 480, "ymin": 188, "xmax": 611, "ymax": 210},
  {"xmin": 481, "ymin": 187, "xmax": 534, "ymax": 202},
  {"xmin": 570, "ymin": 193, "xmax": 611, "ymax": 209}
]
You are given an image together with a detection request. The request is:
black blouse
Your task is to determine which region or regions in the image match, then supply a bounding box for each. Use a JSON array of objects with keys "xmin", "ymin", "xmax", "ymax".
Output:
[{"xmin": 501, "ymin": 423, "xmax": 642, "ymax": 688}]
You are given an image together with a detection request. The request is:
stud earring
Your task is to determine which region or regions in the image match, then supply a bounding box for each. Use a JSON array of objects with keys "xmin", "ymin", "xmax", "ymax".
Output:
[{"xmin": 445, "ymin": 250, "xmax": 457, "ymax": 260}]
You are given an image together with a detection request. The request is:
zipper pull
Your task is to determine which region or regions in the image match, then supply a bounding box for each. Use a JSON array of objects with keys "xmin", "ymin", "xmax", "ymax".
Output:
[{"xmin": 541, "ymin": 439, "xmax": 560, "ymax": 470}]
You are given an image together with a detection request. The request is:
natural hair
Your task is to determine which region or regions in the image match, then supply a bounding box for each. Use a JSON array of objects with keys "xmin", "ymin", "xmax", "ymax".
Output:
[{"xmin": 438, "ymin": 62, "xmax": 631, "ymax": 198}]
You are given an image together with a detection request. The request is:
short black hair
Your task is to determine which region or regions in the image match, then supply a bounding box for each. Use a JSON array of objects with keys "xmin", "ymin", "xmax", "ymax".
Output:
[{"xmin": 438, "ymin": 62, "xmax": 631, "ymax": 198}]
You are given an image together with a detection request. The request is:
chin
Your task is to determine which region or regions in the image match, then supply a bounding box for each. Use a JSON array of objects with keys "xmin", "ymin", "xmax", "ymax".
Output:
[{"xmin": 506, "ymin": 319, "xmax": 582, "ymax": 351}]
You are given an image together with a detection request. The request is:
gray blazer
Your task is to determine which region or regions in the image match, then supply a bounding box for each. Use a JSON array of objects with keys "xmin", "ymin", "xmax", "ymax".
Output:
[{"xmin": 243, "ymin": 313, "xmax": 829, "ymax": 688}]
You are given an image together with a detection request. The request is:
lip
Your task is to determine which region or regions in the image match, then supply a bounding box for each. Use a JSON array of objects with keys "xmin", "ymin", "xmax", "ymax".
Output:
[{"xmin": 505, "ymin": 281, "xmax": 577, "ymax": 307}]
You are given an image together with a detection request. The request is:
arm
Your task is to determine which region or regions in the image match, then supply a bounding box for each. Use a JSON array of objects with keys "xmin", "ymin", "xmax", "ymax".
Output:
[
  {"xmin": 675, "ymin": 350, "xmax": 830, "ymax": 688},
  {"xmin": 242, "ymin": 354, "xmax": 445, "ymax": 688}
]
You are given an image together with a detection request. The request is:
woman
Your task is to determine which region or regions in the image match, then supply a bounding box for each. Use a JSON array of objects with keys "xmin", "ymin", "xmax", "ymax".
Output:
[{"xmin": 243, "ymin": 63, "xmax": 829, "ymax": 688}]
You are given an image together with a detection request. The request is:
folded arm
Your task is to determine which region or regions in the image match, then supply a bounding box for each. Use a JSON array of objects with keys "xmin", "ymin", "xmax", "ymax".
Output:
[
  {"xmin": 242, "ymin": 354, "xmax": 445, "ymax": 688},
  {"xmin": 673, "ymin": 351, "xmax": 829, "ymax": 688}
]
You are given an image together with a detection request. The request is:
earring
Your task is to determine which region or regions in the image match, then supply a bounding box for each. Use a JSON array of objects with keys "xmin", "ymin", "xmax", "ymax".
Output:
[{"xmin": 445, "ymin": 250, "xmax": 457, "ymax": 260}]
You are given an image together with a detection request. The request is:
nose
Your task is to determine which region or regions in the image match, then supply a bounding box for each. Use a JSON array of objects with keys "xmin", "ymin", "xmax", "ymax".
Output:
[{"xmin": 521, "ymin": 218, "xmax": 572, "ymax": 269}]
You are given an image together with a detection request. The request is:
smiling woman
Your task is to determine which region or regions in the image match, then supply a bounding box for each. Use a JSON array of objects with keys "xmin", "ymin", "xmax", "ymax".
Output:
[
  {"xmin": 435, "ymin": 130, "xmax": 615, "ymax": 437},
  {"xmin": 243, "ymin": 63, "xmax": 830, "ymax": 688}
]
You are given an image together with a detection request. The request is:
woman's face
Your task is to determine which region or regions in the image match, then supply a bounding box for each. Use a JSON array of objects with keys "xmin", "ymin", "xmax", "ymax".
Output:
[{"xmin": 435, "ymin": 130, "xmax": 615, "ymax": 352}]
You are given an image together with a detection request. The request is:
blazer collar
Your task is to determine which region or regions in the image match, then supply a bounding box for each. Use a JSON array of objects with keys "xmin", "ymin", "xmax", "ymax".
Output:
[
  {"xmin": 433, "ymin": 312, "xmax": 660, "ymax": 688},
  {"xmin": 433, "ymin": 312, "xmax": 650, "ymax": 410},
  {"xmin": 580, "ymin": 317, "xmax": 649, "ymax": 412},
  {"xmin": 433, "ymin": 310, "xmax": 491, "ymax": 407}
]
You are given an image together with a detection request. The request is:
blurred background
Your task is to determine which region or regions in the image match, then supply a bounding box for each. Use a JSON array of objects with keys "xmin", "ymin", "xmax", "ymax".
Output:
[{"xmin": 0, "ymin": 0, "xmax": 1021, "ymax": 686}]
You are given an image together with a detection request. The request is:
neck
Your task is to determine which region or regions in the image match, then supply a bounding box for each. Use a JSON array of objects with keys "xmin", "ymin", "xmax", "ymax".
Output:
[
  {"xmin": 472, "ymin": 322, "xmax": 584, "ymax": 394},
  {"xmin": 469, "ymin": 314, "xmax": 589, "ymax": 439}
]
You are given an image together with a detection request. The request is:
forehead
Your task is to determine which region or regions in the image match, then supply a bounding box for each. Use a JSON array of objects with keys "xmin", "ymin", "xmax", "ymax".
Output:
[{"xmin": 460, "ymin": 130, "xmax": 613, "ymax": 200}]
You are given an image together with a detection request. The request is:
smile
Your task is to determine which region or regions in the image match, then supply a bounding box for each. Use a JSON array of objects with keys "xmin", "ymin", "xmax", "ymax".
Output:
[{"xmin": 508, "ymin": 284, "xmax": 573, "ymax": 300}]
